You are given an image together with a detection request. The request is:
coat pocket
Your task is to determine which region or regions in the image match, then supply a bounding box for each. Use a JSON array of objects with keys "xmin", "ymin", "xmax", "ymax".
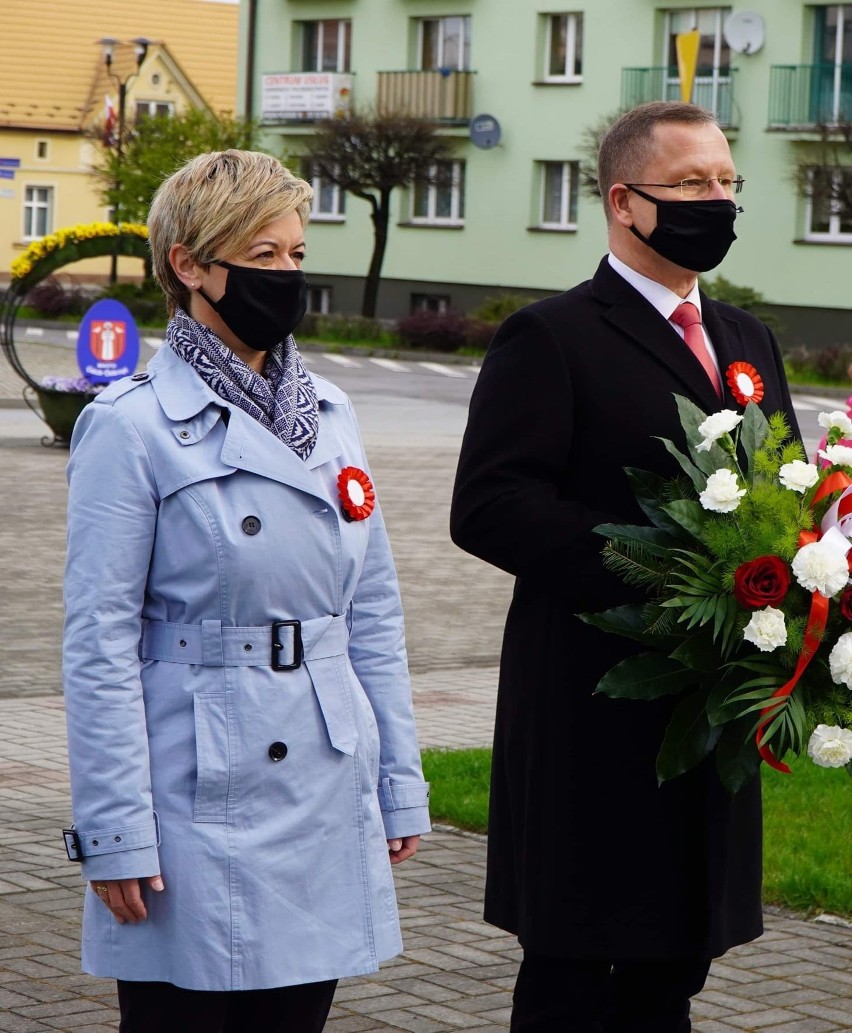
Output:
[{"xmin": 192, "ymin": 692, "xmax": 231, "ymax": 823}]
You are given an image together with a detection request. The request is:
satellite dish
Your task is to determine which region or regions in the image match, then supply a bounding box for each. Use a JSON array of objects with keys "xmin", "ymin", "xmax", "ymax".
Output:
[
  {"xmin": 724, "ymin": 11, "xmax": 765, "ymax": 55},
  {"xmin": 470, "ymin": 113, "xmax": 501, "ymax": 150}
]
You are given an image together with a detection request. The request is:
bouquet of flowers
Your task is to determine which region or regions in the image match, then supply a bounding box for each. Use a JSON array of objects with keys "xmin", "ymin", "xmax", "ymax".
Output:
[{"xmin": 581, "ymin": 361, "xmax": 852, "ymax": 791}]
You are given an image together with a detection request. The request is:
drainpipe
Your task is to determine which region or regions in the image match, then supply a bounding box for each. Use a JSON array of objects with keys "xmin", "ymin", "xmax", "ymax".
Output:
[{"xmin": 244, "ymin": 0, "xmax": 257, "ymax": 117}]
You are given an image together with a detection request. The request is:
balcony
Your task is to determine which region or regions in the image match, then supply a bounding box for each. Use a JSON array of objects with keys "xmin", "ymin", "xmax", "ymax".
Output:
[
  {"xmin": 768, "ymin": 64, "xmax": 852, "ymax": 129},
  {"xmin": 376, "ymin": 70, "xmax": 474, "ymax": 124},
  {"xmin": 621, "ymin": 67, "xmax": 738, "ymax": 128}
]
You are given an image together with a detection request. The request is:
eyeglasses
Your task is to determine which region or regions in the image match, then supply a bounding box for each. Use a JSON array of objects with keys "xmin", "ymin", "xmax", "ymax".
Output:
[{"xmin": 626, "ymin": 176, "xmax": 745, "ymax": 199}]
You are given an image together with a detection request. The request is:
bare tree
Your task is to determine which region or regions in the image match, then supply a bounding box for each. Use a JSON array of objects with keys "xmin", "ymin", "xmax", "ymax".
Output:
[
  {"xmin": 790, "ymin": 121, "xmax": 852, "ymax": 221},
  {"xmin": 304, "ymin": 110, "xmax": 455, "ymax": 318}
]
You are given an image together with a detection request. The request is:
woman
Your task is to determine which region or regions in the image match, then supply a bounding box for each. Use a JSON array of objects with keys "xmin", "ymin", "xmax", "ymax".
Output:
[{"xmin": 62, "ymin": 150, "xmax": 430, "ymax": 1032}]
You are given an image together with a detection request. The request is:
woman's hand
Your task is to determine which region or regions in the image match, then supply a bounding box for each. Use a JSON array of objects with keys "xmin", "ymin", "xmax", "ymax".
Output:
[
  {"xmin": 90, "ymin": 876, "xmax": 165, "ymax": 924},
  {"xmin": 387, "ymin": 836, "xmax": 420, "ymax": 865}
]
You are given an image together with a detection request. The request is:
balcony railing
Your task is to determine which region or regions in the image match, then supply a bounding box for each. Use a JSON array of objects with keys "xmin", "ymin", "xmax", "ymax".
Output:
[
  {"xmin": 376, "ymin": 70, "xmax": 474, "ymax": 124},
  {"xmin": 768, "ymin": 64, "xmax": 852, "ymax": 128},
  {"xmin": 621, "ymin": 67, "xmax": 737, "ymax": 128}
]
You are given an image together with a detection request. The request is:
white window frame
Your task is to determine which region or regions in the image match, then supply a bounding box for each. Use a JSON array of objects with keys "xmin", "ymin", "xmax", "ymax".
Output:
[
  {"xmin": 411, "ymin": 293, "xmax": 450, "ymax": 314},
  {"xmin": 817, "ymin": 5, "xmax": 852, "ymax": 123},
  {"xmin": 307, "ymin": 285, "xmax": 332, "ymax": 314},
  {"xmin": 662, "ymin": 7, "xmax": 732, "ymax": 117},
  {"xmin": 135, "ymin": 100, "xmax": 174, "ymax": 120},
  {"xmin": 538, "ymin": 160, "xmax": 579, "ymax": 230},
  {"xmin": 804, "ymin": 166, "xmax": 852, "ymax": 242},
  {"xmin": 23, "ymin": 185, "xmax": 53, "ymax": 240},
  {"xmin": 300, "ymin": 19, "xmax": 352, "ymax": 73},
  {"xmin": 543, "ymin": 13, "xmax": 583, "ymax": 83},
  {"xmin": 410, "ymin": 161, "xmax": 465, "ymax": 226},
  {"xmin": 307, "ymin": 163, "xmax": 345, "ymax": 221},
  {"xmin": 417, "ymin": 16, "xmax": 471, "ymax": 71}
]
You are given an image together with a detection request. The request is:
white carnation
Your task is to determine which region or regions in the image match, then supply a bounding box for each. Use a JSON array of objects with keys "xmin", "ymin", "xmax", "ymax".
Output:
[
  {"xmin": 742, "ymin": 607, "xmax": 787, "ymax": 652},
  {"xmin": 818, "ymin": 444, "xmax": 852, "ymax": 467},
  {"xmin": 778, "ymin": 460, "xmax": 819, "ymax": 494},
  {"xmin": 818, "ymin": 411, "xmax": 852, "ymax": 437},
  {"xmin": 829, "ymin": 632, "xmax": 852, "ymax": 688},
  {"xmin": 807, "ymin": 724, "xmax": 852, "ymax": 768},
  {"xmin": 699, "ymin": 468, "xmax": 746, "ymax": 513},
  {"xmin": 791, "ymin": 537, "xmax": 850, "ymax": 597},
  {"xmin": 695, "ymin": 410, "xmax": 744, "ymax": 452}
]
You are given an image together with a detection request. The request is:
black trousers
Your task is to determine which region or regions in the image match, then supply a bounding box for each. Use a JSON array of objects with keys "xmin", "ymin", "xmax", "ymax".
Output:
[
  {"xmin": 117, "ymin": 977, "xmax": 337, "ymax": 1033},
  {"xmin": 510, "ymin": 951, "xmax": 712, "ymax": 1033}
]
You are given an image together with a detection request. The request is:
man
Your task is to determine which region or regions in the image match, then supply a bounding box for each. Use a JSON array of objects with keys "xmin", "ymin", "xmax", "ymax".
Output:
[{"xmin": 450, "ymin": 102, "xmax": 798, "ymax": 1032}]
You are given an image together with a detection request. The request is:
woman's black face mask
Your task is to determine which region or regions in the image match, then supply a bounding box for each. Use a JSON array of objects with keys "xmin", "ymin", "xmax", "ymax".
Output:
[
  {"xmin": 198, "ymin": 261, "xmax": 308, "ymax": 352},
  {"xmin": 628, "ymin": 185, "xmax": 742, "ymax": 273}
]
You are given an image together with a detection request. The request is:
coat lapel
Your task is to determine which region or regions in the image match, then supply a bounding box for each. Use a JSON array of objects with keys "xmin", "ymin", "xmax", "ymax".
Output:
[{"xmin": 592, "ymin": 257, "xmax": 723, "ymax": 415}]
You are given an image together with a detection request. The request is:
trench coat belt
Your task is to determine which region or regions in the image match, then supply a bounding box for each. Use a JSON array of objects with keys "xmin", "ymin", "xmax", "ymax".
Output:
[
  {"xmin": 139, "ymin": 615, "xmax": 357, "ymax": 754},
  {"xmin": 139, "ymin": 614, "xmax": 348, "ymax": 668}
]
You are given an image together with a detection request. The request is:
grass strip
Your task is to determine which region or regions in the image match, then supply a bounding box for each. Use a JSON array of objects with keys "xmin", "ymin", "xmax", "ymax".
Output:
[{"xmin": 422, "ymin": 747, "xmax": 852, "ymax": 917}]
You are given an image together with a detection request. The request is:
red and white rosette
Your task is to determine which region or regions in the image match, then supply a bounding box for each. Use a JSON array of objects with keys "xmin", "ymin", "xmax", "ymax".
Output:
[
  {"xmin": 338, "ymin": 466, "xmax": 375, "ymax": 521},
  {"xmin": 726, "ymin": 361, "xmax": 764, "ymax": 407}
]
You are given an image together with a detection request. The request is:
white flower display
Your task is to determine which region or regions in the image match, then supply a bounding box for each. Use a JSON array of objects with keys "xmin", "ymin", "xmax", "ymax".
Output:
[
  {"xmin": 818, "ymin": 444, "xmax": 852, "ymax": 468},
  {"xmin": 807, "ymin": 724, "xmax": 852, "ymax": 768},
  {"xmin": 699, "ymin": 469, "xmax": 746, "ymax": 513},
  {"xmin": 829, "ymin": 631, "xmax": 852, "ymax": 688},
  {"xmin": 778, "ymin": 460, "xmax": 819, "ymax": 494},
  {"xmin": 695, "ymin": 410, "xmax": 744, "ymax": 452},
  {"xmin": 818, "ymin": 411, "xmax": 852, "ymax": 437},
  {"xmin": 791, "ymin": 532, "xmax": 850, "ymax": 598},
  {"xmin": 742, "ymin": 607, "xmax": 787, "ymax": 652}
]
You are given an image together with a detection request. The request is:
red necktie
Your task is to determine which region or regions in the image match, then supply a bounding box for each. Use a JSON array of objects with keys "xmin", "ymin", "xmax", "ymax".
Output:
[{"xmin": 670, "ymin": 302, "xmax": 721, "ymax": 398}]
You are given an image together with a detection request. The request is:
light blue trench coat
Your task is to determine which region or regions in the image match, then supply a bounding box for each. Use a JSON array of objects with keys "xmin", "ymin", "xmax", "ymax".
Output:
[{"xmin": 62, "ymin": 344, "xmax": 430, "ymax": 991}]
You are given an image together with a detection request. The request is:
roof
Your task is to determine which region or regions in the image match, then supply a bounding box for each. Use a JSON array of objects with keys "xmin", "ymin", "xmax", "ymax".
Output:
[{"xmin": 0, "ymin": 0, "xmax": 239, "ymax": 132}]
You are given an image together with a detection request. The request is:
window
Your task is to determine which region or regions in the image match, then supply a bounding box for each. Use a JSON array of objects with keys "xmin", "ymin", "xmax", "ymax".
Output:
[
  {"xmin": 307, "ymin": 286, "xmax": 332, "ymax": 314},
  {"xmin": 23, "ymin": 186, "xmax": 52, "ymax": 239},
  {"xmin": 135, "ymin": 101, "xmax": 173, "ymax": 121},
  {"xmin": 411, "ymin": 161, "xmax": 466, "ymax": 225},
  {"xmin": 35, "ymin": 140, "xmax": 49, "ymax": 160},
  {"xmin": 662, "ymin": 8, "xmax": 733, "ymax": 122},
  {"xmin": 812, "ymin": 6, "xmax": 852, "ymax": 122},
  {"xmin": 300, "ymin": 19, "xmax": 351, "ymax": 72},
  {"xmin": 805, "ymin": 166, "xmax": 852, "ymax": 241},
  {"xmin": 537, "ymin": 161, "xmax": 579, "ymax": 230},
  {"xmin": 306, "ymin": 163, "xmax": 345, "ymax": 220},
  {"xmin": 411, "ymin": 293, "xmax": 450, "ymax": 313},
  {"xmin": 544, "ymin": 14, "xmax": 583, "ymax": 81},
  {"xmin": 418, "ymin": 16, "xmax": 471, "ymax": 71}
]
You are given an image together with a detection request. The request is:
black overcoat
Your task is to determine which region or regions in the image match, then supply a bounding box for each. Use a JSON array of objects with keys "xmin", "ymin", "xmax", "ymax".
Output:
[{"xmin": 450, "ymin": 257, "xmax": 799, "ymax": 960}]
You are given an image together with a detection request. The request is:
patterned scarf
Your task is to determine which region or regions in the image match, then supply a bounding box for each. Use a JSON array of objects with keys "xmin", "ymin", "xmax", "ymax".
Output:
[{"xmin": 167, "ymin": 308, "xmax": 318, "ymax": 460}]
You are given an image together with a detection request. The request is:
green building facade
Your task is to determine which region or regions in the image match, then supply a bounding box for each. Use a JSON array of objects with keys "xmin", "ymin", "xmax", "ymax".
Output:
[{"xmin": 240, "ymin": 1, "xmax": 852, "ymax": 347}]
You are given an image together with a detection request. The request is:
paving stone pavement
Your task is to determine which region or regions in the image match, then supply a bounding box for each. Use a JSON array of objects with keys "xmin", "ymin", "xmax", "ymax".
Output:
[{"xmin": 0, "ymin": 344, "xmax": 850, "ymax": 1031}]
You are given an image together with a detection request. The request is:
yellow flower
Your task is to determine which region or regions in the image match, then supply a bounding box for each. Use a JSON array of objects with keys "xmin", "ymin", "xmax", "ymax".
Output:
[{"xmin": 9, "ymin": 220, "xmax": 148, "ymax": 281}]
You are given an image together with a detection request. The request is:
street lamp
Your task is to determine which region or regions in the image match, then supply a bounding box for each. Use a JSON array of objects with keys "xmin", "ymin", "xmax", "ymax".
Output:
[{"xmin": 98, "ymin": 36, "xmax": 150, "ymax": 284}]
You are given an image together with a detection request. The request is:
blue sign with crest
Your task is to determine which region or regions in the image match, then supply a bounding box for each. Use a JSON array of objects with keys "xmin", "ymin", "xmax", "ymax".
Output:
[{"xmin": 76, "ymin": 298, "xmax": 140, "ymax": 384}]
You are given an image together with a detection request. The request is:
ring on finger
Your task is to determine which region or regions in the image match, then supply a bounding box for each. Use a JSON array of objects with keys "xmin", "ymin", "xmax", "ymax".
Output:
[{"xmin": 96, "ymin": 884, "xmax": 109, "ymax": 895}]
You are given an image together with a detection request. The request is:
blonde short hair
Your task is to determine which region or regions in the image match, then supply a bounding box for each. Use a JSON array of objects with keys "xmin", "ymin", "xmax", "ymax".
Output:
[{"xmin": 147, "ymin": 150, "xmax": 314, "ymax": 316}]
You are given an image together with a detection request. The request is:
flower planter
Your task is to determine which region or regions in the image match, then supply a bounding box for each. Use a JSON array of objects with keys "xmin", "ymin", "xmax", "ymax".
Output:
[{"xmin": 28, "ymin": 387, "xmax": 97, "ymax": 446}]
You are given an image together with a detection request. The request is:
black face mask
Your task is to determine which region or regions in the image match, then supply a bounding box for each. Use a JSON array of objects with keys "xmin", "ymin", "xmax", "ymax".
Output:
[
  {"xmin": 628, "ymin": 186, "xmax": 742, "ymax": 272},
  {"xmin": 198, "ymin": 262, "xmax": 308, "ymax": 351}
]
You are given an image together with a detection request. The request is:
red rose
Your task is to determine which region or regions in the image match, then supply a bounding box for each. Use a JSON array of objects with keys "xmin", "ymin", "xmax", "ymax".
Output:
[
  {"xmin": 733, "ymin": 556, "xmax": 791, "ymax": 609},
  {"xmin": 841, "ymin": 587, "xmax": 852, "ymax": 622}
]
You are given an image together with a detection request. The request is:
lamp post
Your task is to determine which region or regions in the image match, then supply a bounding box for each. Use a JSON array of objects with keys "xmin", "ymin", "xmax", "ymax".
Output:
[{"xmin": 98, "ymin": 36, "xmax": 150, "ymax": 284}]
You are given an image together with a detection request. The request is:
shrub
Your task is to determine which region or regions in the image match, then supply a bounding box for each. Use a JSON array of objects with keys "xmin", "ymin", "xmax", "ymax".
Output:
[
  {"xmin": 396, "ymin": 309, "xmax": 470, "ymax": 352},
  {"xmin": 299, "ymin": 313, "xmax": 391, "ymax": 343},
  {"xmin": 97, "ymin": 281, "xmax": 167, "ymax": 327},
  {"xmin": 25, "ymin": 276, "xmax": 90, "ymax": 318},
  {"xmin": 786, "ymin": 344, "xmax": 852, "ymax": 382},
  {"xmin": 470, "ymin": 293, "xmax": 536, "ymax": 323},
  {"xmin": 700, "ymin": 274, "xmax": 783, "ymax": 334}
]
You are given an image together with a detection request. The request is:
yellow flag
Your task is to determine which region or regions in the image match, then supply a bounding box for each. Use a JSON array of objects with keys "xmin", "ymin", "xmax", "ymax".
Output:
[{"xmin": 676, "ymin": 30, "xmax": 701, "ymax": 103}]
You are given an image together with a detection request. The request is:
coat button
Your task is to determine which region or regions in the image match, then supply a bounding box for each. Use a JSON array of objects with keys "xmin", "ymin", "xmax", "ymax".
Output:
[
  {"xmin": 131, "ymin": 373, "xmax": 148, "ymax": 382},
  {"xmin": 268, "ymin": 742, "xmax": 288, "ymax": 762},
  {"xmin": 241, "ymin": 516, "xmax": 261, "ymax": 536}
]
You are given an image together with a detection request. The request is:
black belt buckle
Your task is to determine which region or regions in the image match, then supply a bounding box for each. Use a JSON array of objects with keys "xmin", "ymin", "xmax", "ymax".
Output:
[
  {"xmin": 271, "ymin": 620, "xmax": 302, "ymax": 671},
  {"xmin": 63, "ymin": 827, "xmax": 82, "ymax": 862}
]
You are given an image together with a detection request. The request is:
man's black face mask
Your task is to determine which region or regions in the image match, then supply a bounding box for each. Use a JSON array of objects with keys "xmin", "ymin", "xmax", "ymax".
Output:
[{"xmin": 628, "ymin": 186, "xmax": 742, "ymax": 273}]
